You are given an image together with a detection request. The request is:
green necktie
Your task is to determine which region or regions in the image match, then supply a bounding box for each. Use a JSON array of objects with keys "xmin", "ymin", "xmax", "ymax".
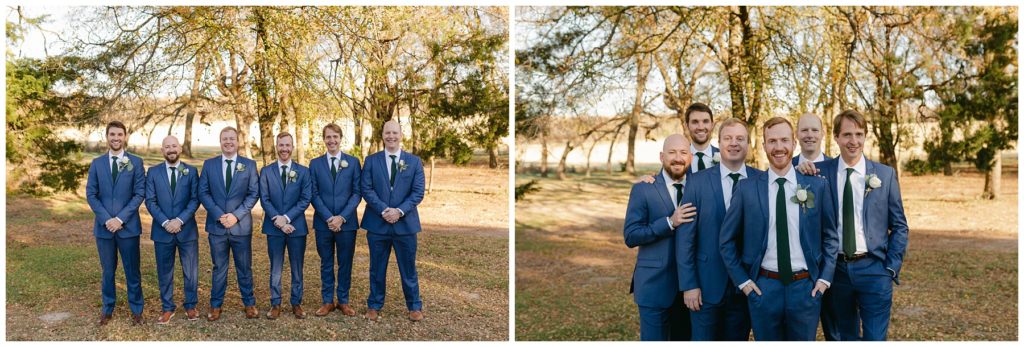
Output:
[
  {"xmin": 775, "ymin": 177, "xmax": 794, "ymax": 285},
  {"xmin": 111, "ymin": 155, "xmax": 119, "ymax": 183},
  {"xmin": 281, "ymin": 165, "xmax": 288, "ymax": 186},
  {"xmin": 330, "ymin": 157, "xmax": 338, "ymax": 179},
  {"xmin": 389, "ymin": 154, "xmax": 398, "ymax": 187},
  {"xmin": 225, "ymin": 159, "xmax": 233, "ymax": 192},
  {"xmin": 169, "ymin": 166, "xmax": 177, "ymax": 192},
  {"xmin": 728, "ymin": 173, "xmax": 741, "ymax": 193},
  {"xmin": 673, "ymin": 183, "xmax": 684, "ymax": 206},
  {"xmin": 843, "ymin": 168, "xmax": 856, "ymax": 256},
  {"xmin": 696, "ymin": 152, "xmax": 706, "ymax": 171}
]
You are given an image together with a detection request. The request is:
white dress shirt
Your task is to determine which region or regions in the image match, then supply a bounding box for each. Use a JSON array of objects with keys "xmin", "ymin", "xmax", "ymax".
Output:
[
  {"xmin": 326, "ymin": 151, "xmax": 343, "ymax": 171},
  {"xmin": 662, "ymin": 169, "xmax": 685, "ymax": 229},
  {"xmin": 690, "ymin": 144, "xmax": 715, "ymax": 173},
  {"xmin": 221, "ymin": 154, "xmax": 238, "ymax": 186},
  {"xmin": 383, "ymin": 148, "xmax": 405, "ymax": 217},
  {"xmin": 836, "ymin": 156, "xmax": 868, "ymax": 255},
  {"xmin": 797, "ymin": 151, "xmax": 826, "ymax": 164},
  {"xmin": 719, "ymin": 164, "xmax": 748, "ymax": 210}
]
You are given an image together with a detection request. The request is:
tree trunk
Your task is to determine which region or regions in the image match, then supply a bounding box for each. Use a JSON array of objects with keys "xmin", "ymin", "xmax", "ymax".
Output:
[
  {"xmin": 254, "ymin": 9, "xmax": 276, "ymax": 166},
  {"xmin": 488, "ymin": 144, "xmax": 499, "ymax": 169},
  {"xmin": 982, "ymin": 151, "xmax": 1001, "ymax": 200},
  {"xmin": 183, "ymin": 110, "xmax": 195, "ymax": 159},
  {"xmin": 557, "ymin": 140, "xmax": 574, "ymax": 180},
  {"xmin": 626, "ymin": 53, "xmax": 651, "ymax": 176},
  {"xmin": 540, "ymin": 132, "xmax": 549, "ymax": 178},
  {"xmin": 585, "ymin": 140, "xmax": 596, "ymax": 177},
  {"xmin": 607, "ymin": 125, "xmax": 622, "ymax": 174},
  {"xmin": 428, "ymin": 156, "xmax": 435, "ymax": 194}
]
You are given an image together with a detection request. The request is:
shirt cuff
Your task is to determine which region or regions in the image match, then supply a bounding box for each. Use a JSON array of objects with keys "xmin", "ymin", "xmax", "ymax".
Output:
[
  {"xmin": 284, "ymin": 215, "xmax": 291, "ymax": 223},
  {"xmin": 817, "ymin": 279, "xmax": 831, "ymax": 288},
  {"xmin": 175, "ymin": 217, "xmax": 184, "ymax": 225},
  {"xmin": 115, "ymin": 217, "xmax": 124, "ymax": 224},
  {"xmin": 161, "ymin": 220, "xmax": 169, "ymax": 227},
  {"xmin": 397, "ymin": 208, "xmax": 405, "ymax": 217},
  {"xmin": 665, "ymin": 217, "xmax": 674, "ymax": 229},
  {"xmin": 738, "ymin": 279, "xmax": 753, "ymax": 291},
  {"xmin": 886, "ymin": 267, "xmax": 896, "ymax": 278}
]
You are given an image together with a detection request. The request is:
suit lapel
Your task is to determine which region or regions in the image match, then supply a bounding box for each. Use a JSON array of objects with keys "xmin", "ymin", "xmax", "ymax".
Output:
[
  {"xmin": 654, "ymin": 170, "xmax": 675, "ymax": 211},
  {"xmin": 756, "ymin": 172, "xmax": 771, "ymax": 256},
  {"xmin": 796, "ymin": 173, "xmax": 812, "ymax": 256},
  {"xmin": 862, "ymin": 159, "xmax": 877, "ymax": 227},
  {"xmin": 710, "ymin": 168, "xmax": 726, "ymax": 214},
  {"xmin": 379, "ymin": 153, "xmax": 391, "ymax": 191},
  {"xmin": 156, "ymin": 163, "xmax": 171, "ymax": 197}
]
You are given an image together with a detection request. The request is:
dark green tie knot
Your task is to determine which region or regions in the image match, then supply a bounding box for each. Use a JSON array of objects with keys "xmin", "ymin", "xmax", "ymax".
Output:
[
  {"xmin": 728, "ymin": 173, "xmax": 741, "ymax": 193},
  {"xmin": 696, "ymin": 152, "xmax": 706, "ymax": 171},
  {"xmin": 775, "ymin": 177, "xmax": 787, "ymax": 187},
  {"xmin": 672, "ymin": 183, "xmax": 684, "ymax": 206},
  {"xmin": 281, "ymin": 165, "xmax": 289, "ymax": 185}
]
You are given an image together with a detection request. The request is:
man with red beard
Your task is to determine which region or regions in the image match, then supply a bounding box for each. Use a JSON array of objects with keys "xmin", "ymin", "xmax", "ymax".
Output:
[
  {"xmin": 719, "ymin": 117, "xmax": 838, "ymax": 340},
  {"xmin": 623, "ymin": 134, "xmax": 697, "ymax": 341}
]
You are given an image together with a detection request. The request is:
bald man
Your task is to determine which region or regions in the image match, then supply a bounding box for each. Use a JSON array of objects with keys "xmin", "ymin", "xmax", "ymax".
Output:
[
  {"xmin": 145, "ymin": 136, "xmax": 201, "ymax": 324},
  {"xmin": 361, "ymin": 120, "xmax": 426, "ymax": 322},
  {"xmin": 624, "ymin": 134, "xmax": 697, "ymax": 341},
  {"xmin": 793, "ymin": 113, "xmax": 833, "ymax": 167}
]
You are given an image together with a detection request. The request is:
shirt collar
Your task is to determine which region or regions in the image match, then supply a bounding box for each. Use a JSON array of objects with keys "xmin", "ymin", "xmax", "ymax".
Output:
[
  {"xmin": 326, "ymin": 151, "xmax": 342, "ymax": 161},
  {"xmin": 661, "ymin": 169, "xmax": 685, "ymax": 186},
  {"xmin": 385, "ymin": 148, "xmax": 402, "ymax": 157},
  {"xmin": 109, "ymin": 150, "xmax": 125, "ymax": 158},
  {"xmin": 768, "ymin": 165, "xmax": 797, "ymax": 186},
  {"xmin": 690, "ymin": 143, "xmax": 712, "ymax": 157},
  {"xmin": 222, "ymin": 154, "xmax": 238, "ymax": 162},
  {"xmin": 719, "ymin": 164, "xmax": 748, "ymax": 180},
  {"xmin": 839, "ymin": 155, "xmax": 867, "ymax": 175},
  {"xmin": 166, "ymin": 161, "xmax": 180, "ymax": 168},
  {"xmin": 800, "ymin": 151, "xmax": 825, "ymax": 163},
  {"xmin": 278, "ymin": 160, "xmax": 293, "ymax": 168}
]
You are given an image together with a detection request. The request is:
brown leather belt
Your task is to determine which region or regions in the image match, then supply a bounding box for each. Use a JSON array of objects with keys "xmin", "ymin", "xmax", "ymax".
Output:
[
  {"xmin": 759, "ymin": 268, "xmax": 809, "ymax": 281},
  {"xmin": 839, "ymin": 253, "xmax": 868, "ymax": 262}
]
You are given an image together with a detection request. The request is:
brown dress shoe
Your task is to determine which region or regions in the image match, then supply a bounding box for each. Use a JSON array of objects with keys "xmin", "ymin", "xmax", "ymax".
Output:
[
  {"xmin": 265, "ymin": 305, "xmax": 281, "ymax": 320},
  {"xmin": 245, "ymin": 306, "xmax": 259, "ymax": 319},
  {"xmin": 337, "ymin": 303, "xmax": 356, "ymax": 316},
  {"xmin": 364, "ymin": 308, "xmax": 379, "ymax": 321},
  {"xmin": 408, "ymin": 310, "xmax": 424, "ymax": 322},
  {"xmin": 292, "ymin": 305, "xmax": 306, "ymax": 319},
  {"xmin": 156, "ymin": 311, "xmax": 175, "ymax": 325},
  {"xmin": 315, "ymin": 303, "xmax": 336, "ymax": 317},
  {"xmin": 98, "ymin": 313, "xmax": 113, "ymax": 326},
  {"xmin": 207, "ymin": 308, "xmax": 222, "ymax": 321},
  {"xmin": 186, "ymin": 308, "xmax": 199, "ymax": 321},
  {"xmin": 131, "ymin": 313, "xmax": 144, "ymax": 325}
]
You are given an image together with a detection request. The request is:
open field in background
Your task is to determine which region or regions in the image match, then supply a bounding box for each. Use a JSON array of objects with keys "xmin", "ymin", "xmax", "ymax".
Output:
[
  {"xmin": 6, "ymin": 150, "xmax": 509, "ymax": 341},
  {"xmin": 515, "ymin": 163, "xmax": 1017, "ymax": 341}
]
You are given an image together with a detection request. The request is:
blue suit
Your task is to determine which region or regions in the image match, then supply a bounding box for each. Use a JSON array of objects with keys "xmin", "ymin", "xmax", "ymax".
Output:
[
  {"xmin": 719, "ymin": 169, "xmax": 839, "ymax": 340},
  {"xmin": 145, "ymin": 162, "xmax": 200, "ymax": 313},
  {"xmin": 361, "ymin": 150, "xmax": 425, "ymax": 311},
  {"xmin": 791, "ymin": 153, "xmax": 838, "ymax": 341},
  {"xmin": 259, "ymin": 162, "xmax": 312, "ymax": 306},
  {"xmin": 310, "ymin": 153, "xmax": 362, "ymax": 305},
  {"xmin": 198, "ymin": 155, "xmax": 260, "ymax": 308},
  {"xmin": 624, "ymin": 170, "xmax": 690, "ymax": 341},
  {"xmin": 86, "ymin": 152, "xmax": 146, "ymax": 315},
  {"xmin": 676, "ymin": 164, "xmax": 761, "ymax": 340},
  {"xmin": 818, "ymin": 158, "xmax": 909, "ymax": 340}
]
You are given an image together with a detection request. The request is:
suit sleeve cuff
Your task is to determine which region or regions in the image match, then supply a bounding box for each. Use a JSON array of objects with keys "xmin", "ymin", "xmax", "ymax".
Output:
[
  {"xmin": 738, "ymin": 279, "xmax": 752, "ymax": 291},
  {"xmin": 886, "ymin": 267, "xmax": 896, "ymax": 278}
]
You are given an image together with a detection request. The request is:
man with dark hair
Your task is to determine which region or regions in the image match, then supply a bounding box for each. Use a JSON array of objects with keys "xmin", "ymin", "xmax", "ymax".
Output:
[
  {"xmin": 86, "ymin": 121, "xmax": 146, "ymax": 325},
  {"xmin": 684, "ymin": 103, "xmax": 720, "ymax": 173}
]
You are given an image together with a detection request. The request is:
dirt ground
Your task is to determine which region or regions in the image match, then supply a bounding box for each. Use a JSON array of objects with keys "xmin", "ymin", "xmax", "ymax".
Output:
[
  {"xmin": 515, "ymin": 168, "xmax": 1017, "ymax": 341},
  {"xmin": 5, "ymin": 152, "xmax": 510, "ymax": 341}
]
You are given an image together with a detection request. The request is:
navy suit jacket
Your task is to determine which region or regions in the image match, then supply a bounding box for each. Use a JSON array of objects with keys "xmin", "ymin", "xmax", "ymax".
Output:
[
  {"xmin": 676, "ymin": 164, "xmax": 764, "ymax": 305},
  {"xmin": 719, "ymin": 169, "xmax": 840, "ymax": 288},
  {"xmin": 624, "ymin": 170, "xmax": 681, "ymax": 309},
  {"xmin": 360, "ymin": 150, "xmax": 425, "ymax": 235},
  {"xmin": 792, "ymin": 153, "xmax": 833, "ymax": 167},
  {"xmin": 818, "ymin": 157, "xmax": 910, "ymax": 283},
  {"xmin": 86, "ymin": 153, "xmax": 145, "ymax": 239},
  {"xmin": 259, "ymin": 162, "xmax": 312, "ymax": 237},
  {"xmin": 145, "ymin": 162, "xmax": 200, "ymax": 243},
  {"xmin": 310, "ymin": 153, "xmax": 362, "ymax": 233},
  {"xmin": 198, "ymin": 155, "xmax": 260, "ymax": 236}
]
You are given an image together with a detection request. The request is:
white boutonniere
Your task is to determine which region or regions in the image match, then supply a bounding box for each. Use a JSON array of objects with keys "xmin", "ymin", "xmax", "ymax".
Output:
[
  {"xmin": 287, "ymin": 170, "xmax": 298, "ymax": 183},
  {"xmin": 712, "ymin": 152, "xmax": 721, "ymax": 165},
  {"xmin": 790, "ymin": 184, "xmax": 816, "ymax": 213},
  {"xmin": 117, "ymin": 156, "xmax": 133, "ymax": 171},
  {"xmin": 236, "ymin": 163, "xmax": 246, "ymax": 172},
  {"xmin": 340, "ymin": 159, "xmax": 349, "ymax": 169},
  {"xmin": 398, "ymin": 159, "xmax": 408, "ymax": 172},
  {"xmin": 179, "ymin": 166, "xmax": 189, "ymax": 176},
  {"xmin": 865, "ymin": 174, "xmax": 882, "ymax": 195}
]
